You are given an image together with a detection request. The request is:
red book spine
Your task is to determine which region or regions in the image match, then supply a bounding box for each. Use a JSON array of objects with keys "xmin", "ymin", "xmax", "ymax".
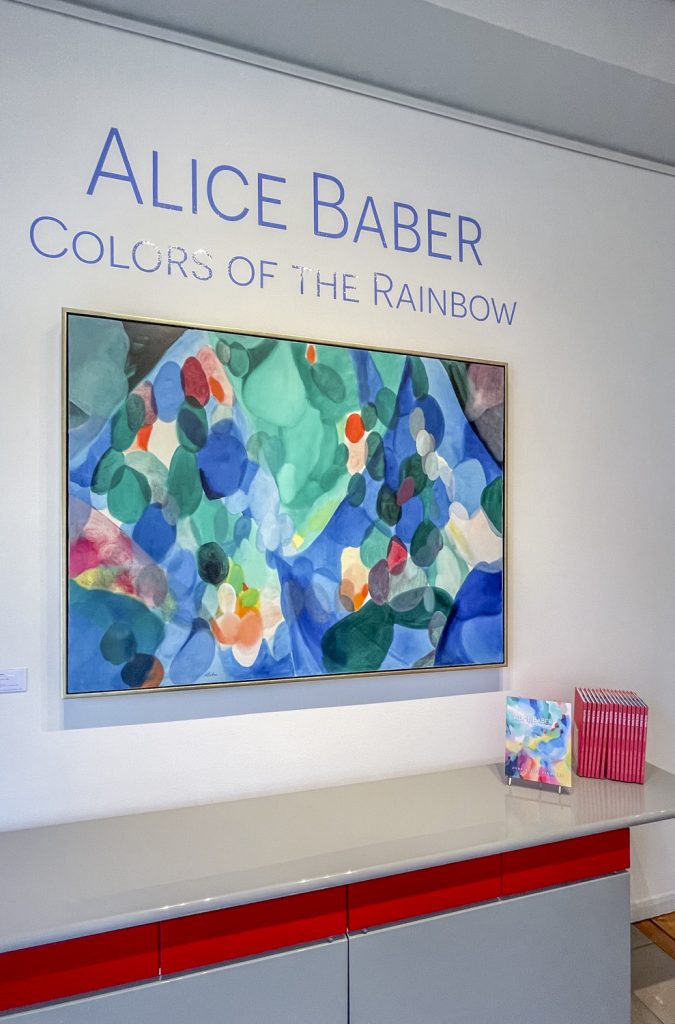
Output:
[
  {"xmin": 620, "ymin": 695, "xmax": 630, "ymax": 782},
  {"xmin": 614, "ymin": 694, "xmax": 624, "ymax": 781},
  {"xmin": 613, "ymin": 692, "xmax": 624, "ymax": 781},
  {"xmin": 633, "ymin": 696, "xmax": 643, "ymax": 784},
  {"xmin": 604, "ymin": 689, "xmax": 615, "ymax": 778},
  {"xmin": 623, "ymin": 694, "xmax": 634, "ymax": 783},
  {"xmin": 597, "ymin": 690, "xmax": 610, "ymax": 779},
  {"xmin": 598, "ymin": 692, "xmax": 606, "ymax": 778},
  {"xmin": 638, "ymin": 700, "xmax": 649, "ymax": 784},
  {"xmin": 596, "ymin": 691, "xmax": 605, "ymax": 777},
  {"xmin": 620, "ymin": 693, "xmax": 631, "ymax": 781},
  {"xmin": 589, "ymin": 692, "xmax": 598, "ymax": 778},
  {"xmin": 629, "ymin": 694, "xmax": 639, "ymax": 783},
  {"xmin": 608, "ymin": 690, "xmax": 619, "ymax": 780}
]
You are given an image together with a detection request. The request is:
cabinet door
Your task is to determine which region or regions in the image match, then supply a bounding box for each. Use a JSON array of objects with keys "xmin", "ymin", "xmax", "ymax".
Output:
[
  {"xmin": 349, "ymin": 873, "xmax": 629, "ymax": 1024},
  {"xmin": 7, "ymin": 937, "xmax": 348, "ymax": 1024}
]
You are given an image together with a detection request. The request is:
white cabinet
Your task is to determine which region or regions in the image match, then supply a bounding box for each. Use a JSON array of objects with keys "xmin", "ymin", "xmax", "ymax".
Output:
[
  {"xmin": 8, "ymin": 938, "xmax": 348, "ymax": 1024},
  {"xmin": 349, "ymin": 874, "xmax": 630, "ymax": 1024}
]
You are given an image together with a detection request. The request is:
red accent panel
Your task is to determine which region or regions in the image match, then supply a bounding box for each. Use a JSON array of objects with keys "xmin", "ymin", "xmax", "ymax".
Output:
[
  {"xmin": 160, "ymin": 887, "xmax": 347, "ymax": 975},
  {"xmin": 501, "ymin": 828, "xmax": 630, "ymax": 897},
  {"xmin": 0, "ymin": 925, "xmax": 159, "ymax": 1013},
  {"xmin": 348, "ymin": 856, "xmax": 501, "ymax": 931}
]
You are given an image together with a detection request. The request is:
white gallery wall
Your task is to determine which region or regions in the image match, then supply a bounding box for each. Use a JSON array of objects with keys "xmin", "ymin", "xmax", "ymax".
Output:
[{"xmin": 0, "ymin": 1, "xmax": 673, "ymax": 915}]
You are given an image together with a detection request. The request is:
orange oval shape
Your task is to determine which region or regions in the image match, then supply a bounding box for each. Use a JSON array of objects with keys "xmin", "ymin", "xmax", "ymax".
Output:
[
  {"xmin": 345, "ymin": 412, "xmax": 365, "ymax": 443},
  {"xmin": 211, "ymin": 613, "xmax": 240, "ymax": 646},
  {"xmin": 209, "ymin": 376, "xmax": 225, "ymax": 403},
  {"xmin": 136, "ymin": 424, "xmax": 152, "ymax": 451}
]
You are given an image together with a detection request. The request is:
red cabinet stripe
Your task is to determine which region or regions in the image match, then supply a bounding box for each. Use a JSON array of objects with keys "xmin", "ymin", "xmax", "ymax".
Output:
[
  {"xmin": 0, "ymin": 924, "xmax": 159, "ymax": 1013},
  {"xmin": 501, "ymin": 828, "xmax": 630, "ymax": 897},
  {"xmin": 159, "ymin": 886, "xmax": 347, "ymax": 975},
  {"xmin": 0, "ymin": 830, "xmax": 632, "ymax": 1010},
  {"xmin": 348, "ymin": 855, "xmax": 501, "ymax": 931}
]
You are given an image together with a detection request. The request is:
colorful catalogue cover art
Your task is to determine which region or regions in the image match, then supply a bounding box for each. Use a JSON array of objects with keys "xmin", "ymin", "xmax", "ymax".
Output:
[
  {"xmin": 505, "ymin": 698, "xmax": 572, "ymax": 789},
  {"xmin": 64, "ymin": 312, "xmax": 506, "ymax": 694}
]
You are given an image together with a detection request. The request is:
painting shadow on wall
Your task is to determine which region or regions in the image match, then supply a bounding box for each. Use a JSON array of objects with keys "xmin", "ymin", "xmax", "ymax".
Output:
[
  {"xmin": 62, "ymin": 669, "xmax": 502, "ymax": 730},
  {"xmin": 61, "ymin": 311, "xmax": 505, "ymax": 728}
]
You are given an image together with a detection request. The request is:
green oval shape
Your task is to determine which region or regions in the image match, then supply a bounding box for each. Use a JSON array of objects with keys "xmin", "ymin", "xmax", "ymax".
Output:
[
  {"xmin": 361, "ymin": 401, "xmax": 377, "ymax": 431},
  {"xmin": 333, "ymin": 442, "xmax": 349, "ymax": 468},
  {"xmin": 111, "ymin": 393, "xmax": 145, "ymax": 451},
  {"xmin": 91, "ymin": 448, "xmax": 124, "ymax": 495},
  {"xmin": 320, "ymin": 465, "xmax": 343, "ymax": 491},
  {"xmin": 107, "ymin": 466, "xmax": 151, "ymax": 523},
  {"xmin": 410, "ymin": 520, "xmax": 443, "ymax": 567},
  {"xmin": 176, "ymin": 401, "xmax": 208, "ymax": 451},
  {"xmin": 391, "ymin": 587, "xmax": 452, "ymax": 629},
  {"xmin": 261, "ymin": 434, "xmax": 286, "ymax": 475},
  {"xmin": 228, "ymin": 342, "xmax": 250, "ymax": 377},
  {"xmin": 311, "ymin": 363, "xmax": 347, "ymax": 403},
  {"xmin": 481, "ymin": 476, "xmax": 503, "ymax": 534},
  {"xmin": 321, "ymin": 601, "xmax": 394, "ymax": 674},
  {"xmin": 375, "ymin": 387, "xmax": 397, "ymax": 428},
  {"xmin": 377, "ymin": 483, "xmax": 401, "ymax": 527},
  {"xmin": 167, "ymin": 447, "xmax": 202, "ymax": 518},
  {"xmin": 239, "ymin": 587, "xmax": 259, "ymax": 608},
  {"xmin": 216, "ymin": 339, "xmax": 231, "ymax": 366},
  {"xmin": 213, "ymin": 504, "xmax": 230, "ymax": 543},
  {"xmin": 410, "ymin": 356, "xmax": 429, "ymax": 399},
  {"xmin": 197, "ymin": 541, "xmax": 229, "ymax": 586},
  {"xmin": 399, "ymin": 453, "xmax": 427, "ymax": 496},
  {"xmin": 360, "ymin": 523, "xmax": 390, "ymax": 568},
  {"xmin": 227, "ymin": 562, "xmax": 245, "ymax": 594},
  {"xmin": 100, "ymin": 622, "xmax": 137, "ymax": 665},
  {"xmin": 127, "ymin": 393, "xmax": 147, "ymax": 430},
  {"xmin": 347, "ymin": 473, "xmax": 366, "ymax": 507},
  {"xmin": 366, "ymin": 433, "xmax": 385, "ymax": 480}
]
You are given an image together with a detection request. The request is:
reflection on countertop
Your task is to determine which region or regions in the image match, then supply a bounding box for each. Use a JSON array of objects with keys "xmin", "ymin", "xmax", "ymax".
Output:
[{"xmin": 1, "ymin": 762, "xmax": 674, "ymax": 952}]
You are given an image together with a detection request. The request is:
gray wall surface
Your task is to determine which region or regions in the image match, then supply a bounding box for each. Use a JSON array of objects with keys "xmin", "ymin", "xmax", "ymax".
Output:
[{"xmin": 17, "ymin": 0, "xmax": 675, "ymax": 168}]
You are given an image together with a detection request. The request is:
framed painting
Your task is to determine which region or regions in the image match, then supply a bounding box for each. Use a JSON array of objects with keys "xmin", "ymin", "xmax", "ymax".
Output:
[{"xmin": 64, "ymin": 310, "xmax": 506, "ymax": 695}]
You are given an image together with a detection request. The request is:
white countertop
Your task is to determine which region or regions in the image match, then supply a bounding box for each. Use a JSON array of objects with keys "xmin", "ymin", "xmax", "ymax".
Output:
[{"xmin": 2, "ymin": 762, "xmax": 675, "ymax": 952}]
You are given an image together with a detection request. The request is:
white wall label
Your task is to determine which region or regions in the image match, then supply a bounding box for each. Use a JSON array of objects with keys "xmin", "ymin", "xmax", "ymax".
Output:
[{"xmin": 0, "ymin": 669, "xmax": 27, "ymax": 694}]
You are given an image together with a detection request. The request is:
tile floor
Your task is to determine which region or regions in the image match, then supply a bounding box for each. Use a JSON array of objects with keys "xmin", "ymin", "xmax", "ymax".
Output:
[{"xmin": 632, "ymin": 922, "xmax": 675, "ymax": 1024}]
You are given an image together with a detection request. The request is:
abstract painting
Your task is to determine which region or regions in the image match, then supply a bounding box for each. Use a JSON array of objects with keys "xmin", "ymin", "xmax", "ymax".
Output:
[
  {"xmin": 505, "ymin": 698, "xmax": 572, "ymax": 789},
  {"xmin": 64, "ymin": 311, "xmax": 506, "ymax": 694}
]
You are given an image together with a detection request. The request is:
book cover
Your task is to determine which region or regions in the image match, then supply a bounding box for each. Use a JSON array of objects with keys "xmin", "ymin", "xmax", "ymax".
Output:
[{"xmin": 505, "ymin": 697, "xmax": 572, "ymax": 789}]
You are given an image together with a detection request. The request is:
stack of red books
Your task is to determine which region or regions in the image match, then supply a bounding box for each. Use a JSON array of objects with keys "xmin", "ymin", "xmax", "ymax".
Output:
[{"xmin": 573, "ymin": 688, "xmax": 648, "ymax": 783}]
